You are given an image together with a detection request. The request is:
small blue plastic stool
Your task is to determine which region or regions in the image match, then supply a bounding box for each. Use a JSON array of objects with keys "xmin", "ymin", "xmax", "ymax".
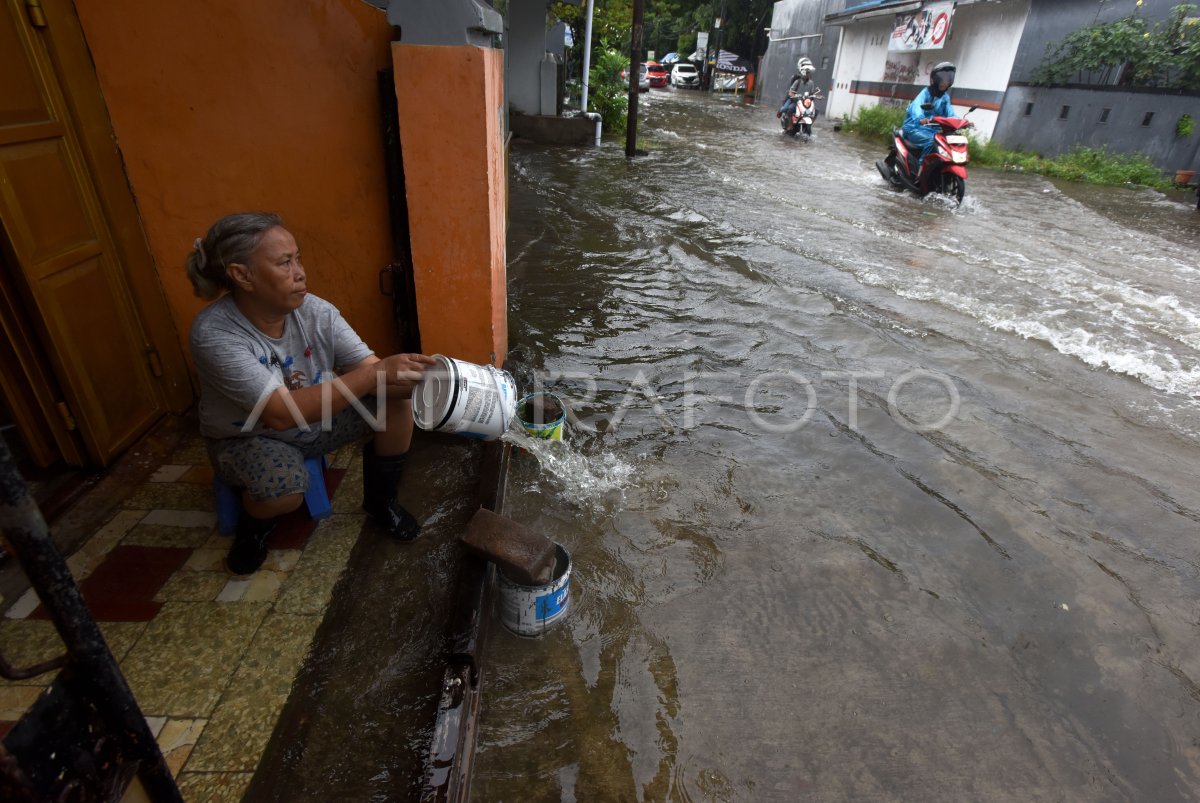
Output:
[{"xmin": 214, "ymin": 455, "xmax": 332, "ymax": 535}]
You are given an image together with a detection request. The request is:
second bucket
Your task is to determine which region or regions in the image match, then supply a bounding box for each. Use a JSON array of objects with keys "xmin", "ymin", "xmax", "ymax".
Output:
[
  {"xmin": 497, "ymin": 543, "xmax": 572, "ymax": 637},
  {"xmin": 516, "ymin": 391, "xmax": 567, "ymax": 442},
  {"xmin": 412, "ymin": 355, "xmax": 517, "ymax": 441}
]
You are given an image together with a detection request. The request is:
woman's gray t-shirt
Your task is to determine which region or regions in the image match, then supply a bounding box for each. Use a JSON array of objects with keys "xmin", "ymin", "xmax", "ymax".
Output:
[{"xmin": 189, "ymin": 294, "xmax": 374, "ymax": 442}]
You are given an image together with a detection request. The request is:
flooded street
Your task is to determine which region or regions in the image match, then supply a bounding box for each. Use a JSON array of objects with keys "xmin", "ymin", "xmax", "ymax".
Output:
[{"xmin": 472, "ymin": 89, "xmax": 1200, "ymax": 801}]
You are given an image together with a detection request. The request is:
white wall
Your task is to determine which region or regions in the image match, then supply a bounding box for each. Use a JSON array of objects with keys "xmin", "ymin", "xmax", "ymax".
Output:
[
  {"xmin": 508, "ymin": 0, "xmax": 547, "ymax": 115},
  {"xmin": 828, "ymin": 0, "xmax": 1030, "ymax": 139}
]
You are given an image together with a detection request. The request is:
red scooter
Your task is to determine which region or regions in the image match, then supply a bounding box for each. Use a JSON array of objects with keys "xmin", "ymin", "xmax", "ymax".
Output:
[{"xmin": 876, "ymin": 105, "xmax": 976, "ymax": 204}]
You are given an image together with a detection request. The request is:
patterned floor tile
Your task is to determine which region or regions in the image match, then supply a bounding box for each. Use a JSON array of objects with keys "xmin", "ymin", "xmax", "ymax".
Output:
[
  {"xmin": 169, "ymin": 442, "xmax": 212, "ymax": 467},
  {"xmin": 0, "ymin": 686, "xmax": 42, "ymax": 720},
  {"xmin": 149, "ymin": 465, "xmax": 191, "ymax": 483},
  {"xmin": 158, "ymin": 717, "xmax": 207, "ymax": 776},
  {"xmin": 122, "ymin": 522, "xmax": 214, "ymax": 549},
  {"xmin": 175, "ymin": 770, "xmax": 253, "ymax": 802},
  {"xmin": 120, "ymin": 601, "xmax": 269, "ymax": 718},
  {"xmin": 0, "ymin": 620, "xmax": 148, "ymax": 688},
  {"xmin": 274, "ymin": 515, "xmax": 364, "ymax": 616},
  {"xmin": 180, "ymin": 465, "xmax": 215, "ymax": 485},
  {"xmin": 215, "ymin": 578, "xmax": 251, "ymax": 603},
  {"xmin": 141, "ymin": 510, "xmax": 218, "ymax": 530},
  {"xmin": 154, "ymin": 571, "xmax": 229, "ymax": 603},
  {"xmin": 185, "ymin": 548, "xmax": 229, "ymax": 573},
  {"xmin": 122, "ymin": 482, "xmax": 215, "ymax": 512},
  {"xmin": 32, "ymin": 546, "xmax": 192, "ymax": 622},
  {"xmin": 185, "ymin": 613, "xmax": 320, "ymax": 772}
]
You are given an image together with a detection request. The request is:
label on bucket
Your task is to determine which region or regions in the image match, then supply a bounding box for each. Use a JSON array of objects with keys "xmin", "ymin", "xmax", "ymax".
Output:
[
  {"xmin": 413, "ymin": 355, "xmax": 516, "ymax": 441},
  {"xmin": 536, "ymin": 586, "xmax": 569, "ymax": 620}
]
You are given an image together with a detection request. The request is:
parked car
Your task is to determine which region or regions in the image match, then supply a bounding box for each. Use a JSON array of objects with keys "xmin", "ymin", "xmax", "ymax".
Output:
[
  {"xmin": 619, "ymin": 64, "xmax": 651, "ymax": 92},
  {"xmin": 646, "ymin": 61, "xmax": 669, "ymax": 88},
  {"xmin": 670, "ymin": 62, "xmax": 700, "ymax": 88}
]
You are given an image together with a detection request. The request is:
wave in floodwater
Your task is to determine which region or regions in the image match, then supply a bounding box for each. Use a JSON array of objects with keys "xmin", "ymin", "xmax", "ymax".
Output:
[
  {"xmin": 636, "ymin": 105, "xmax": 1200, "ymax": 404},
  {"xmin": 500, "ymin": 428, "xmax": 636, "ymax": 514}
]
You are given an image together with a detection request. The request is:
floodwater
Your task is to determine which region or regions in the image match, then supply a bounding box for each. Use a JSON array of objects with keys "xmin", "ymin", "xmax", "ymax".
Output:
[{"xmin": 472, "ymin": 89, "xmax": 1200, "ymax": 801}]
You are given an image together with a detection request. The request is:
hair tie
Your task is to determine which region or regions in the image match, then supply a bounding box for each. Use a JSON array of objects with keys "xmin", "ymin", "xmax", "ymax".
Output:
[{"xmin": 192, "ymin": 237, "xmax": 207, "ymax": 270}]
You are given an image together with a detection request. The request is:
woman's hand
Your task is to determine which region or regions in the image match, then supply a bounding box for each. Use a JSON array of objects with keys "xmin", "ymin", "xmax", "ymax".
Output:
[{"xmin": 377, "ymin": 353, "xmax": 437, "ymax": 397}]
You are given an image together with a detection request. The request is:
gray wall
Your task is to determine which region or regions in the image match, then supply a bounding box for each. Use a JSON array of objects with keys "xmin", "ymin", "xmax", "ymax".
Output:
[
  {"xmin": 759, "ymin": 0, "xmax": 847, "ymax": 108},
  {"xmin": 994, "ymin": 0, "xmax": 1200, "ymax": 173},
  {"xmin": 994, "ymin": 85, "xmax": 1200, "ymax": 173},
  {"xmin": 1010, "ymin": 0, "xmax": 1184, "ymax": 83}
]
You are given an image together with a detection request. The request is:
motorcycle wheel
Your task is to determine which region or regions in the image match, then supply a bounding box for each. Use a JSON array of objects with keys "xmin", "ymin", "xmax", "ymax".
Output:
[
  {"xmin": 882, "ymin": 154, "xmax": 903, "ymax": 189},
  {"xmin": 802, "ymin": 123, "xmax": 812, "ymax": 137},
  {"xmin": 940, "ymin": 173, "xmax": 966, "ymax": 205}
]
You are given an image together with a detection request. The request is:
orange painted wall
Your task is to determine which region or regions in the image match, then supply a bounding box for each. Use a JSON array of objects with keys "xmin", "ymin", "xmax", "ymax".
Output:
[
  {"xmin": 393, "ymin": 44, "xmax": 508, "ymax": 367},
  {"xmin": 73, "ymin": 0, "xmax": 398, "ymax": 360}
]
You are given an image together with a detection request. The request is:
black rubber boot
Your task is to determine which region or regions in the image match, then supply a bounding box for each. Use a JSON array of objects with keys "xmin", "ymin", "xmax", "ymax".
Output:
[
  {"xmin": 227, "ymin": 510, "xmax": 275, "ymax": 575},
  {"xmin": 362, "ymin": 444, "xmax": 421, "ymax": 541}
]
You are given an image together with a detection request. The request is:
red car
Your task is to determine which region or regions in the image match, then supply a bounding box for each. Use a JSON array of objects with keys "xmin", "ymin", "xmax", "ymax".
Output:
[{"xmin": 646, "ymin": 61, "xmax": 669, "ymax": 88}]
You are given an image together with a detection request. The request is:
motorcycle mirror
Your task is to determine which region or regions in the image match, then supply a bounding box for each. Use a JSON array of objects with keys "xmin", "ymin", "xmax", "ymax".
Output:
[{"xmin": 968, "ymin": 105, "xmax": 978, "ymax": 113}]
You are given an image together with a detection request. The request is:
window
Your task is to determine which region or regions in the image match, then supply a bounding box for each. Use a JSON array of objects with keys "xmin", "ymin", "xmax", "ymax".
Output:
[
  {"xmin": 1024, "ymin": 102, "xmax": 1035, "ymax": 116},
  {"xmin": 821, "ymin": 56, "xmax": 830, "ymax": 69},
  {"xmin": 1099, "ymin": 108, "xmax": 1111, "ymax": 124},
  {"xmin": 1059, "ymin": 105, "xmax": 1070, "ymax": 119},
  {"xmin": 1142, "ymin": 112, "xmax": 1154, "ymax": 126}
]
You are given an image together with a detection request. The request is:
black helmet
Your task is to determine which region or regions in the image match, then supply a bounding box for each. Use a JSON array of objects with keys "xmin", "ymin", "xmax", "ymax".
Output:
[{"xmin": 930, "ymin": 62, "xmax": 955, "ymax": 96}]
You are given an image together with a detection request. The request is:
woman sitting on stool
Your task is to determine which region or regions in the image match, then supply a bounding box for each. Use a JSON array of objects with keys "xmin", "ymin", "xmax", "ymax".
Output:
[{"xmin": 187, "ymin": 211, "xmax": 435, "ymax": 574}]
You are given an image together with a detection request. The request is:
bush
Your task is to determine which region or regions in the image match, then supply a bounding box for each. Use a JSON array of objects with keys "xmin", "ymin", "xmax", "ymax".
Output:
[
  {"xmin": 1031, "ymin": 2, "xmax": 1200, "ymax": 91},
  {"xmin": 962, "ymin": 134, "xmax": 1172, "ymax": 190},
  {"xmin": 841, "ymin": 102, "xmax": 907, "ymax": 141},
  {"xmin": 588, "ymin": 47, "xmax": 628, "ymax": 135}
]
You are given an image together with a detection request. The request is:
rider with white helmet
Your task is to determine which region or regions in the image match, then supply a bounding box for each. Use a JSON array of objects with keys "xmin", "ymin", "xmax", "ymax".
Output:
[{"xmin": 778, "ymin": 56, "xmax": 819, "ymax": 121}]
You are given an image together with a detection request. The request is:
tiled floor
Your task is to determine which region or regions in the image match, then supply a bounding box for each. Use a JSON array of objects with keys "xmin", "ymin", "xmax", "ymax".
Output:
[{"xmin": 0, "ymin": 430, "xmax": 367, "ymax": 802}]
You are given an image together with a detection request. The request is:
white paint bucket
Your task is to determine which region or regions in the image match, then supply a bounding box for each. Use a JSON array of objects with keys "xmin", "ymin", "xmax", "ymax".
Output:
[
  {"xmin": 412, "ymin": 355, "xmax": 517, "ymax": 441},
  {"xmin": 497, "ymin": 543, "xmax": 571, "ymax": 637}
]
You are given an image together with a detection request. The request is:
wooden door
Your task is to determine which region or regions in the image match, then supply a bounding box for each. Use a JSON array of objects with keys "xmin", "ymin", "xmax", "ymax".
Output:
[{"xmin": 0, "ymin": 0, "xmax": 163, "ymax": 466}]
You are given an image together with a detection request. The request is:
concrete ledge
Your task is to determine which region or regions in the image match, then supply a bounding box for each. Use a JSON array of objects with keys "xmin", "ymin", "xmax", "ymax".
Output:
[{"xmin": 510, "ymin": 111, "xmax": 596, "ymax": 145}]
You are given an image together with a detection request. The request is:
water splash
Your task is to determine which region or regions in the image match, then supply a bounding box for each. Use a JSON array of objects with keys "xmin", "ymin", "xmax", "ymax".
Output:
[{"xmin": 501, "ymin": 422, "xmax": 635, "ymax": 512}]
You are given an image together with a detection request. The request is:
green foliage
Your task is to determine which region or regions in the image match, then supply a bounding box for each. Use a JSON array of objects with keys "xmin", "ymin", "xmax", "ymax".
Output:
[
  {"xmin": 588, "ymin": 47, "xmax": 629, "ymax": 134},
  {"xmin": 550, "ymin": 0, "xmax": 774, "ymax": 77},
  {"xmin": 1032, "ymin": 3, "xmax": 1200, "ymax": 90},
  {"xmin": 841, "ymin": 103, "xmax": 907, "ymax": 140},
  {"xmin": 962, "ymin": 133, "xmax": 1173, "ymax": 190},
  {"xmin": 1178, "ymin": 113, "xmax": 1196, "ymax": 137}
]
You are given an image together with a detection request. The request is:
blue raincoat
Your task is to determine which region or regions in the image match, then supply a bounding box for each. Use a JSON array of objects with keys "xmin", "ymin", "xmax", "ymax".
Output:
[{"xmin": 902, "ymin": 87, "xmax": 954, "ymax": 162}]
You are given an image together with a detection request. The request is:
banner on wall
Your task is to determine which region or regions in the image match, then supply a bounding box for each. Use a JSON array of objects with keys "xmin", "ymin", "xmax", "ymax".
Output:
[{"xmin": 889, "ymin": 2, "xmax": 955, "ymax": 51}]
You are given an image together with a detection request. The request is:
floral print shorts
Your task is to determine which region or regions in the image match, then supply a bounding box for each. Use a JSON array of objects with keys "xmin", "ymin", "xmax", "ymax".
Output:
[{"xmin": 206, "ymin": 408, "xmax": 373, "ymax": 500}]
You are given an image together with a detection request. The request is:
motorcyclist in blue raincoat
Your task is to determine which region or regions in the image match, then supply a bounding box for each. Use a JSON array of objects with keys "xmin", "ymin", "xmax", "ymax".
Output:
[{"xmin": 902, "ymin": 62, "xmax": 956, "ymax": 165}]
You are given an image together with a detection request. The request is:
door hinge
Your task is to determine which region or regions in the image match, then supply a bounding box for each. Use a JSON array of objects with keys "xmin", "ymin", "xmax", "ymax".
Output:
[
  {"xmin": 55, "ymin": 402, "xmax": 76, "ymax": 431},
  {"xmin": 25, "ymin": 0, "xmax": 48, "ymax": 28},
  {"xmin": 145, "ymin": 347, "xmax": 164, "ymax": 378}
]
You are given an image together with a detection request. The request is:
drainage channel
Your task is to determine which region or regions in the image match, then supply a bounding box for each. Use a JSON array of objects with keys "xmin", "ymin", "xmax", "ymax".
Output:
[{"xmin": 246, "ymin": 433, "xmax": 504, "ymax": 802}]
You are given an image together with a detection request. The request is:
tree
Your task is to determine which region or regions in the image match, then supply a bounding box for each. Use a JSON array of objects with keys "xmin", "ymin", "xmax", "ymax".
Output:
[{"xmin": 1032, "ymin": 2, "xmax": 1200, "ymax": 91}]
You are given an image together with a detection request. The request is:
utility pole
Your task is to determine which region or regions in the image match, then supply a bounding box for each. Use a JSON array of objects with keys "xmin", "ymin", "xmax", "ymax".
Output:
[
  {"xmin": 712, "ymin": 0, "xmax": 728, "ymax": 93},
  {"xmin": 626, "ymin": 0, "xmax": 645, "ymax": 157},
  {"xmin": 581, "ymin": 0, "xmax": 595, "ymax": 112}
]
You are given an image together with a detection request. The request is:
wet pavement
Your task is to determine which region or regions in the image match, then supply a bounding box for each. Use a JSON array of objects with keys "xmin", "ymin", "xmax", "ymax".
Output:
[
  {"xmin": 471, "ymin": 89, "xmax": 1200, "ymax": 801},
  {"xmin": 1, "ymin": 415, "xmax": 362, "ymax": 801}
]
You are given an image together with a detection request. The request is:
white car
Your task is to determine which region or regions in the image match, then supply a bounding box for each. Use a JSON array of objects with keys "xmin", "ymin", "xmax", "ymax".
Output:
[
  {"xmin": 620, "ymin": 63, "xmax": 651, "ymax": 92},
  {"xmin": 670, "ymin": 62, "xmax": 700, "ymax": 88}
]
